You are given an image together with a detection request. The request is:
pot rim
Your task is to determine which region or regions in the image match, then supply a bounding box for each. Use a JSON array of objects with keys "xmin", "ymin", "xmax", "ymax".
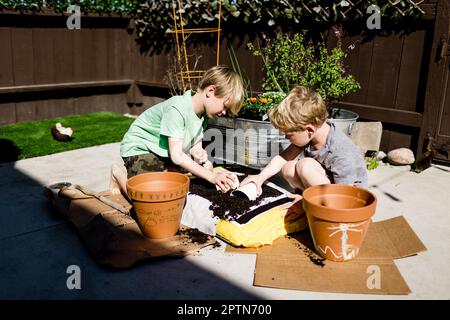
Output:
[
  {"xmin": 127, "ymin": 172, "xmax": 190, "ymax": 201},
  {"xmin": 302, "ymin": 184, "xmax": 377, "ymax": 222}
]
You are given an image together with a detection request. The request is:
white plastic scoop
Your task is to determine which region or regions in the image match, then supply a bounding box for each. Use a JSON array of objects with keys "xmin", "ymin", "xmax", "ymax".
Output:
[{"xmin": 231, "ymin": 182, "xmax": 259, "ymax": 201}]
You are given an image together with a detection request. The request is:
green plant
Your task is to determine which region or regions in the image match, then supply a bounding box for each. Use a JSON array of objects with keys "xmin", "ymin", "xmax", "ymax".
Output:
[
  {"xmin": 365, "ymin": 158, "xmax": 379, "ymax": 171},
  {"xmin": 247, "ymin": 32, "xmax": 361, "ymax": 102},
  {"xmin": 0, "ymin": 0, "xmax": 138, "ymax": 14},
  {"xmin": 239, "ymin": 91, "xmax": 286, "ymax": 119},
  {"xmin": 128, "ymin": 0, "xmax": 425, "ymax": 50},
  {"xmin": 0, "ymin": 1, "xmax": 427, "ymax": 51}
]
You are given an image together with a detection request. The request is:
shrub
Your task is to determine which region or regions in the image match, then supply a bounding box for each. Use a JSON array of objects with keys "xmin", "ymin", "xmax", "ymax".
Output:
[
  {"xmin": 239, "ymin": 91, "xmax": 286, "ymax": 119},
  {"xmin": 247, "ymin": 32, "xmax": 361, "ymax": 103}
]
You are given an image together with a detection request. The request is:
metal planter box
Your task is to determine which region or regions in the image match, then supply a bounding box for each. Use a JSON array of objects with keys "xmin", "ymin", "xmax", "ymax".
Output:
[{"xmin": 206, "ymin": 117, "xmax": 290, "ymax": 169}]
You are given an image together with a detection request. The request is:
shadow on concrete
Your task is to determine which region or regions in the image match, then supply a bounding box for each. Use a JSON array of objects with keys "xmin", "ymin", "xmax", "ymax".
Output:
[
  {"xmin": 368, "ymin": 169, "xmax": 408, "ymax": 203},
  {"xmin": 0, "ymin": 139, "xmax": 20, "ymax": 163},
  {"xmin": 432, "ymin": 165, "xmax": 450, "ymax": 173},
  {"xmin": 369, "ymin": 185, "xmax": 402, "ymax": 202},
  {"xmin": 0, "ymin": 157, "xmax": 261, "ymax": 299}
]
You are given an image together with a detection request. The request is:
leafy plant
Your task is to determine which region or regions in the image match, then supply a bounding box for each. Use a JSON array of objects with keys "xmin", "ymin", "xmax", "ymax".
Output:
[
  {"xmin": 365, "ymin": 158, "xmax": 379, "ymax": 171},
  {"xmin": 0, "ymin": 0, "xmax": 138, "ymax": 14},
  {"xmin": 0, "ymin": 1, "xmax": 427, "ymax": 52},
  {"xmin": 239, "ymin": 91, "xmax": 286, "ymax": 119},
  {"xmin": 247, "ymin": 32, "xmax": 361, "ymax": 102},
  {"xmin": 129, "ymin": 0, "xmax": 425, "ymax": 50}
]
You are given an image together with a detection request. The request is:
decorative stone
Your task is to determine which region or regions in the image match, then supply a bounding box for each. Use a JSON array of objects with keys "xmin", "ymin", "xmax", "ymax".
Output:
[
  {"xmin": 388, "ymin": 148, "xmax": 415, "ymax": 165},
  {"xmin": 350, "ymin": 122, "xmax": 383, "ymax": 155}
]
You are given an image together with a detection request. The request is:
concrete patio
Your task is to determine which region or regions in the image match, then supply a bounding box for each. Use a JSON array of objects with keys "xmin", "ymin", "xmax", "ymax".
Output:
[{"xmin": 0, "ymin": 142, "xmax": 449, "ymax": 299}]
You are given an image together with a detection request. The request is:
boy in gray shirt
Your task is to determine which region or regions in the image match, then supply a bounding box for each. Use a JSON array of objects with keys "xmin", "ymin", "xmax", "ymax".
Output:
[{"xmin": 241, "ymin": 86, "xmax": 368, "ymax": 200}]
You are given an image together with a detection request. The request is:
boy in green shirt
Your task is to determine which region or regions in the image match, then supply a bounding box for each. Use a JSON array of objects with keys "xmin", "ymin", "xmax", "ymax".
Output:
[{"xmin": 110, "ymin": 65, "xmax": 244, "ymax": 194}]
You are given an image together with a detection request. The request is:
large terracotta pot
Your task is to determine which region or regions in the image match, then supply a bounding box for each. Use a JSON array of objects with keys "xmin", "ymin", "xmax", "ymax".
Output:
[
  {"xmin": 302, "ymin": 184, "xmax": 377, "ymax": 262},
  {"xmin": 127, "ymin": 172, "xmax": 190, "ymax": 239}
]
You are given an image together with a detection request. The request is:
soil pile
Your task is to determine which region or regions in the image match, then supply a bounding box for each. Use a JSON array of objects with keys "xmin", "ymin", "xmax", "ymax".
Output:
[
  {"xmin": 189, "ymin": 175, "xmax": 283, "ymax": 221},
  {"xmin": 176, "ymin": 228, "xmax": 210, "ymax": 244}
]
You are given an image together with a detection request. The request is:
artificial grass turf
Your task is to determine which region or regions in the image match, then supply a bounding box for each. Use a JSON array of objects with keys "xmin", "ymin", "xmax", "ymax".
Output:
[{"xmin": 0, "ymin": 112, "xmax": 135, "ymax": 162}]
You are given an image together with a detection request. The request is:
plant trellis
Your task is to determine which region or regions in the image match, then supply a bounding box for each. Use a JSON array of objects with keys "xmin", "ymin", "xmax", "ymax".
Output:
[{"xmin": 167, "ymin": 0, "xmax": 223, "ymax": 92}]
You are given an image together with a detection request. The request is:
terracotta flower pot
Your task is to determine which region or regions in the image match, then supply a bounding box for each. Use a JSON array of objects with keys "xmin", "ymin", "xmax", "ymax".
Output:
[
  {"xmin": 127, "ymin": 172, "xmax": 190, "ymax": 239},
  {"xmin": 302, "ymin": 184, "xmax": 377, "ymax": 262}
]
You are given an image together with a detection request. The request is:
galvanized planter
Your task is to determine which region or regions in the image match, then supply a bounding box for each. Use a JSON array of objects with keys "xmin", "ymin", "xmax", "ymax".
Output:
[
  {"xmin": 206, "ymin": 117, "xmax": 290, "ymax": 169},
  {"xmin": 206, "ymin": 108, "xmax": 358, "ymax": 169},
  {"xmin": 328, "ymin": 108, "xmax": 359, "ymax": 136}
]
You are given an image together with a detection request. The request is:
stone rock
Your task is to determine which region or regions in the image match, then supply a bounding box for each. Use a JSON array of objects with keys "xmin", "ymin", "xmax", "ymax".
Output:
[
  {"xmin": 388, "ymin": 148, "xmax": 415, "ymax": 165},
  {"xmin": 350, "ymin": 122, "xmax": 383, "ymax": 154}
]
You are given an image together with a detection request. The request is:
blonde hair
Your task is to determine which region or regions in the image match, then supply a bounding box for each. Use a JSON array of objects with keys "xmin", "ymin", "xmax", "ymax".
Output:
[
  {"xmin": 197, "ymin": 65, "xmax": 244, "ymax": 116},
  {"xmin": 269, "ymin": 86, "xmax": 328, "ymax": 132}
]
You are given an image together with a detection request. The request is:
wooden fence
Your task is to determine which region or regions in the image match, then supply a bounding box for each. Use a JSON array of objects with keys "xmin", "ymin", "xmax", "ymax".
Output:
[{"xmin": 0, "ymin": 0, "xmax": 448, "ymax": 166}]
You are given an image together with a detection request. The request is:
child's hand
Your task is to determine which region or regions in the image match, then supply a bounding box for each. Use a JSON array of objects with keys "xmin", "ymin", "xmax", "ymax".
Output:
[
  {"xmin": 286, "ymin": 192, "xmax": 302, "ymax": 205},
  {"xmin": 212, "ymin": 171, "xmax": 239, "ymax": 193},
  {"xmin": 240, "ymin": 174, "xmax": 264, "ymax": 196},
  {"xmin": 283, "ymin": 194, "xmax": 305, "ymax": 223}
]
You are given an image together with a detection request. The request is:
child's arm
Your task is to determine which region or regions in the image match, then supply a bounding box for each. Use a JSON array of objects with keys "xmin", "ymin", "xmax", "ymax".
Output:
[
  {"xmin": 190, "ymin": 141, "xmax": 214, "ymax": 171},
  {"xmin": 189, "ymin": 140, "xmax": 208, "ymax": 164},
  {"xmin": 169, "ymin": 137, "xmax": 237, "ymax": 192},
  {"xmin": 241, "ymin": 144, "xmax": 302, "ymax": 194}
]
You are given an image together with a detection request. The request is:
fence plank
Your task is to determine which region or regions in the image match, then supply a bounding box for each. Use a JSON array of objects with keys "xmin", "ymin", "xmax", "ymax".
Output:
[
  {"xmin": 0, "ymin": 103, "xmax": 16, "ymax": 125},
  {"xmin": 340, "ymin": 35, "xmax": 370, "ymax": 104},
  {"xmin": 234, "ymin": 37, "xmax": 263, "ymax": 92},
  {"xmin": 11, "ymin": 28, "xmax": 34, "ymax": 86},
  {"xmin": 33, "ymin": 28, "xmax": 55, "ymax": 120},
  {"xmin": 438, "ymin": 70, "xmax": 450, "ymax": 136},
  {"xmin": 15, "ymin": 101, "xmax": 36, "ymax": 122},
  {"xmin": 33, "ymin": 28, "xmax": 55, "ymax": 84},
  {"xmin": 417, "ymin": 0, "xmax": 450, "ymax": 167},
  {"xmin": 11, "ymin": 28, "xmax": 36, "ymax": 120},
  {"xmin": 366, "ymin": 34, "xmax": 404, "ymax": 108},
  {"xmin": 380, "ymin": 124, "xmax": 418, "ymax": 152},
  {"xmin": 108, "ymin": 28, "xmax": 131, "ymax": 79},
  {"xmin": 73, "ymin": 28, "xmax": 95, "ymax": 82},
  {"xmin": 73, "ymin": 95, "xmax": 94, "ymax": 115},
  {"xmin": 0, "ymin": 28, "xmax": 14, "ymax": 87},
  {"xmin": 395, "ymin": 31, "xmax": 427, "ymax": 112},
  {"xmin": 93, "ymin": 28, "xmax": 109, "ymax": 80},
  {"xmin": 53, "ymin": 28, "xmax": 74, "ymax": 83}
]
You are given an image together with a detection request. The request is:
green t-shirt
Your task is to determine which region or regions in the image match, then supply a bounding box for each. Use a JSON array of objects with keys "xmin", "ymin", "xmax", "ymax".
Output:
[{"xmin": 120, "ymin": 90, "xmax": 208, "ymax": 158}]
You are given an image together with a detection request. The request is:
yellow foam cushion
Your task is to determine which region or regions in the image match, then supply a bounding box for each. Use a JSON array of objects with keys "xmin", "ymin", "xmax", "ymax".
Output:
[{"xmin": 216, "ymin": 205, "xmax": 308, "ymax": 248}]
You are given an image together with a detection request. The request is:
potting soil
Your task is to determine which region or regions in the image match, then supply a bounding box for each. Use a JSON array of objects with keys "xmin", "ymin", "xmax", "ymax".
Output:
[
  {"xmin": 188, "ymin": 175, "xmax": 287, "ymax": 221},
  {"xmin": 182, "ymin": 170, "xmax": 308, "ymax": 247}
]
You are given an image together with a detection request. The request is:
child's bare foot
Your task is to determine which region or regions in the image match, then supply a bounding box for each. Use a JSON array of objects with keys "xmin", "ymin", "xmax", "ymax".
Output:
[{"xmin": 109, "ymin": 164, "xmax": 127, "ymax": 195}]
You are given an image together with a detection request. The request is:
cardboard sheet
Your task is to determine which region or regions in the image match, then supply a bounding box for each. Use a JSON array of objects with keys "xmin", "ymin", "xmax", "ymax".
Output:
[
  {"xmin": 45, "ymin": 187, "xmax": 217, "ymax": 268},
  {"xmin": 226, "ymin": 216, "xmax": 426, "ymax": 295}
]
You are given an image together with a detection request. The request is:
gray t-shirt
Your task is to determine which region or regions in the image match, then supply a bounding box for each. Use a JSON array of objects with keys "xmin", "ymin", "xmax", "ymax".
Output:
[{"xmin": 304, "ymin": 120, "xmax": 368, "ymax": 189}]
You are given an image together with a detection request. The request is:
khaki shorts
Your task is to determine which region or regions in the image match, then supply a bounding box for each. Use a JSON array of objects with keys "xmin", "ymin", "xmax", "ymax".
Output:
[{"xmin": 122, "ymin": 152, "xmax": 187, "ymax": 178}]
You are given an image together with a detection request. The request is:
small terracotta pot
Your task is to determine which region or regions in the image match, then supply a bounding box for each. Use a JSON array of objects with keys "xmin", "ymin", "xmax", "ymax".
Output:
[
  {"xmin": 302, "ymin": 184, "xmax": 377, "ymax": 262},
  {"xmin": 127, "ymin": 172, "xmax": 190, "ymax": 239}
]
